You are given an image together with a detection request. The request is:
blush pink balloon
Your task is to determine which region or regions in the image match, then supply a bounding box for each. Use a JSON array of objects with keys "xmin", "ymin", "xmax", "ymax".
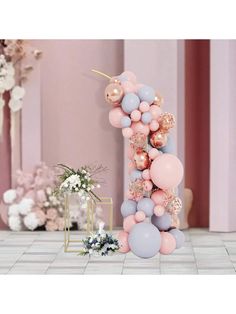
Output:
[
  {"xmin": 123, "ymin": 215, "xmax": 137, "ymax": 233},
  {"xmin": 122, "ymin": 71, "xmax": 137, "ymax": 83},
  {"xmin": 109, "ymin": 107, "xmax": 126, "ymax": 128},
  {"xmin": 121, "ymin": 81, "xmax": 136, "ymax": 93},
  {"xmin": 154, "ymin": 205, "xmax": 165, "ymax": 216},
  {"xmin": 142, "ymin": 169, "xmax": 151, "ymax": 180},
  {"xmin": 122, "ymin": 127, "xmax": 134, "ymax": 138},
  {"xmin": 149, "ymin": 105, "xmax": 162, "ymax": 120},
  {"xmin": 130, "ymin": 109, "xmax": 141, "ymax": 122},
  {"xmin": 160, "ymin": 232, "xmax": 176, "ymax": 255},
  {"xmin": 127, "ymin": 147, "xmax": 135, "ymax": 160},
  {"xmin": 149, "ymin": 120, "xmax": 159, "ymax": 131},
  {"xmin": 131, "ymin": 121, "xmax": 150, "ymax": 136},
  {"xmin": 134, "ymin": 210, "xmax": 146, "ymax": 222},
  {"xmin": 139, "ymin": 101, "xmax": 150, "ymax": 113},
  {"xmin": 117, "ymin": 230, "xmax": 130, "ymax": 253},
  {"xmin": 148, "ymin": 148, "xmax": 160, "ymax": 160},
  {"xmin": 143, "ymin": 180, "xmax": 153, "ymax": 191},
  {"xmin": 150, "ymin": 154, "xmax": 184, "ymax": 189},
  {"xmin": 151, "ymin": 190, "xmax": 168, "ymax": 206}
]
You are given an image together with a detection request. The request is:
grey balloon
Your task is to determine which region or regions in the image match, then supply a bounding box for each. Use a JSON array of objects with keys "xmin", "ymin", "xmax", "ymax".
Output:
[
  {"xmin": 169, "ymin": 228, "xmax": 185, "ymax": 249},
  {"xmin": 151, "ymin": 212, "xmax": 172, "ymax": 231},
  {"xmin": 128, "ymin": 222, "xmax": 161, "ymax": 258},
  {"xmin": 137, "ymin": 197, "xmax": 155, "ymax": 217},
  {"xmin": 121, "ymin": 200, "xmax": 137, "ymax": 218}
]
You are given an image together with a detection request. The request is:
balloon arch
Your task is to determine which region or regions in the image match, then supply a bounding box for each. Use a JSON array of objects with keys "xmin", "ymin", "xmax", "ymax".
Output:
[{"xmin": 95, "ymin": 70, "xmax": 185, "ymax": 259}]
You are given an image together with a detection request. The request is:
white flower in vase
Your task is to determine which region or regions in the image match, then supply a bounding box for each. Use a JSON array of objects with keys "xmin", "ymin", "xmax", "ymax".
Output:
[
  {"xmin": 24, "ymin": 212, "xmax": 40, "ymax": 231},
  {"xmin": 3, "ymin": 189, "xmax": 17, "ymax": 204},
  {"xmin": 18, "ymin": 198, "xmax": 34, "ymax": 215},
  {"xmin": 8, "ymin": 215, "xmax": 22, "ymax": 231},
  {"xmin": 8, "ymin": 204, "xmax": 20, "ymax": 216},
  {"xmin": 8, "ymin": 98, "xmax": 23, "ymax": 112},
  {"xmin": 11, "ymin": 86, "xmax": 25, "ymax": 100}
]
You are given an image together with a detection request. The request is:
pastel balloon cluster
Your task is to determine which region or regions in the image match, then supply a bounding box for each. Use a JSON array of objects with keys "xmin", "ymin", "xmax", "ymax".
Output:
[{"xmin": 104, "ymin": 71, "xmax": 184, "ymax": 259}]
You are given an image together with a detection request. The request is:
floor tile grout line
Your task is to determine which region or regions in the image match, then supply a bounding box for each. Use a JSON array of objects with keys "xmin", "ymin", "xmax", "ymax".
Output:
[{"xmin": 222, "ymin": 240, "xmax": 236, "ymax": 273}]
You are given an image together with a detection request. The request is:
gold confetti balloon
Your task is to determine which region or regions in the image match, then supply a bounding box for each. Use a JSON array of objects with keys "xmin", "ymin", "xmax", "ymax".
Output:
[
  {"xmin": 150, "ymin": 130, "xmax": 168, "ymax": 148},
  {"xmin": 153, "ymin": 93, "xmax": 163, "ymax": 107},
  {"xmin": 104, "ymin": 83, "xmax": 124, "ymax": 105},
  {"xmin": 133, "ymin": 149, "xmax": 150, "ymax": 170},
  {"xmin": 159, "ymin": 112, "xmax": 175, "ymax": 131}
]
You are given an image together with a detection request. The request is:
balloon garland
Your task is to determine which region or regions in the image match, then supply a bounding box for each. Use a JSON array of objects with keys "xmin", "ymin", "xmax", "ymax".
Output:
[{"xmin": 93, "ymin": 69, "xmax": 185, "ymax": 259}]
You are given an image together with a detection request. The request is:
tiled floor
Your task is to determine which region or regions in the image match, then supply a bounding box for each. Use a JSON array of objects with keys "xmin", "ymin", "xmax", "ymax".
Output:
[{"xmin": 0, "ymin": 228, "xmax": 236, "ymax": 275}]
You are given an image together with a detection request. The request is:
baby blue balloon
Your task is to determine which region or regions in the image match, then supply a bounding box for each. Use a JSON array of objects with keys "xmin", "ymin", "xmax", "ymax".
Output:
[
  {"xmin": 130, "ymin": 169, "xmax": 142, "ymax": 182},
  {"xmin": 151, "ymin": 212, "xmax": 172, "ymax": 231},
  {"xmin": 128, "ymin": 222, "xmax": 161, "ymax": 258},
  {"xmin": 137, "ymin": 85, "xmax": 155, "ymax": 104},
  {"xmin": 169, "ymin": 228, "xmax": 185, "ymax": 249},
  {"xmin": 121, "ymin": 93, "xmax": 140, "ymax": 114},
  {"xmin": 121, "ymin": 200, "xmax": 137, "ymax": 218},
  {"xmin": 141, "ymin": 112, "xmax": 152, "ymax": 125},
  {"xmin": 121, "ymin": 116, "xmax": 131, "ymax": 128},
  {"xmin": 159, "ymin": 135, "xmax": 175, "ymax": 154},
  {"xmin": 137, "ymin": 197, "xmax": 155, "ymax": 217}
]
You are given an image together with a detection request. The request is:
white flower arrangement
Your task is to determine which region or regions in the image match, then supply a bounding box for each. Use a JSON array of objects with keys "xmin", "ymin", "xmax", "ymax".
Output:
[{"xmin": 3, "ymin": 189, "xmax": 17, "ymax": 204}]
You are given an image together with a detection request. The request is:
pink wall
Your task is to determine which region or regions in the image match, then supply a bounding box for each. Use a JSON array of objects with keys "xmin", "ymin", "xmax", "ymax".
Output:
[{"xmin": 33, "ymin": 40, "xmax": 124, "ymax": 227}]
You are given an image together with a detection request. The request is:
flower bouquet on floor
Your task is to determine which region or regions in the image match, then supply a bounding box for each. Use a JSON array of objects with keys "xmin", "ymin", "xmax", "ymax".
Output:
[{"xmin": 79, "ymin": 222, "xmax": 119, "ymax": 257}]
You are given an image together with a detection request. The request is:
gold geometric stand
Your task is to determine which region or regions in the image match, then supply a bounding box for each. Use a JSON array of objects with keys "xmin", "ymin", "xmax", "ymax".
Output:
[{"xmin": 64, "ymin": 194, "xmax": 113, "ymax": 253}]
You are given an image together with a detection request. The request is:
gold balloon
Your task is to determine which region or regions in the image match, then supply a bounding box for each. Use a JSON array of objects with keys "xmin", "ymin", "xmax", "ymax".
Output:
[
  {"xmin": 133, "ymin": 149, "xmax": 150, "ymax": 170},
  {"xmin": 159, "ymin": 112, "xmax": 175, "ymax": 131},
  {"xmin": 153, "ymin": 93, "xmax": 164, "ymax": 107},
  {"xmin": 104, "ymin": 83, "xmax": 124, "ymax": 105},
  {"xmin": 150, "ymin": 131, "xmax": 167, "ymax": 148}
]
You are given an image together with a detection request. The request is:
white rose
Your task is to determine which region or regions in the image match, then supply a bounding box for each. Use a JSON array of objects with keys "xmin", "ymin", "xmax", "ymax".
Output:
[
  {"xmin": 18, "ymin": 198, "xmax": 34, "ymax": 215},
  {"xmin": 11, "ymin": 86, "xmax": 25, "ymax": 100},
  {"xmin": 8, "ymin": 204, "xmax": 20, "ymax": 216},
  {"xmin": 8, "ymin": 98, "xmax": 23, "ymax": 112},
  {"xmin": 4, "ymin": 75, "xmax": 15, "ymax": 90},
  {"xmin": 3, "ymin": 189, "xmax": 17, "ymax": 204},
  {"xmin": 8, "ymin": 215, "xmax": 22, "ymax": 231},
  {"xmin": 24, "ymin": 212, "xmax": 39, "ymax": 231}
]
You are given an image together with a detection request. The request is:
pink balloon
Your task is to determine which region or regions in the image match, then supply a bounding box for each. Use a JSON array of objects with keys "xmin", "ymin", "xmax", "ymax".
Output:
[
  {"xmin": 143, "ymin": 180, "xmax": 153, "ymax": 191},
  {"xmin": 151, "ymin": 190, "xmax": 168, "ymax": 206},
  {"xmin": 142, "ymin": 169, "xmax": 151, "ymax": 180},
  {"xmin": 121, "ymin": 81, "xmax": 136, "ymax": 93},
  {"xmin": 150, "ymin": 154, "xmax": 183, "ymax": 189},
  {"xmin": 149, "ymin": 105, "xmax": 162, "ymax": 120},
  {"xmin": 149, "ymin": 120, "xmax": 159, "ymax": 131},
  {"xmin": 139, "ymin": 101, "xmax": 150, "ymax": 113},
  {"xmin": 109, "ymin": 107, "xmax": 126, "ymax": 128},
  {"xmin": 122, "ymin": 71, "xmax": 137, "ymax": 83},
  {"xmin": 127, "ymin": 147, "xmax": 135, "ymax": 160},
  {"xmin": 123, "ymin": 214, "xmax": 137, "ymax": 233},
  {"xmin": 160, "ymin": 232, "xmax": 176, "ymax": 255},
  {"xmin": 122, "ymin": 127, "xmax": 134, "ymax": 138},
  {"xmin": 154, "ymin": 205, "xmax": 165, "ymax": 216},
  {"xmin": 134, "ymin": 210, "xmax": 146, "ymax": 222},
  {"xmin": 117, "ymin": 230, "xmax": 130, "ymax": 253},
  {"xmin": 130, "ymin": 109, "xmax": 141, "ymax": 122},
  {"xmin": 131, "ymin": 121, "xmax": 150, "ymax": 136},
  {"xmin": 148, "ymin": 148, "xmax": 160, "ymax": 160}
]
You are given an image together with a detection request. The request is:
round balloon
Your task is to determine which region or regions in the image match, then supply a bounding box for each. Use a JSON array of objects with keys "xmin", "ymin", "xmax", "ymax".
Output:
[
  {"xmin": 131, "ymin": 121, "xmax": 150, "ymax": 136},
  {"xmin": 105, "ymin": 83, "xmax": 124, "ymax": 105},
  {"xmin": 121, "ymin": 93, "xmax": 140, "ymax": 114},
  {"xmin": 159, "ymin": 135, "xmax": 175, "ymax": 154},
  {"xmin": 117, "ymin": 230, "xmax": 130, "ymax": 253},
  {"xmin": 169, "ymin": 228, "xmax": 185, "ymax": 249},
  {"xmin": 121, "ymin": 116, "xmax": 131, "ymax": 128},
  {"xmin": 141, "ymin": 112, "xmax": 152, "ymax": 125},
  {"xmin": 137, "ymin": 197, "xmax": 155, "ymax": 217},
  {"xmin": 151, "ymin": 212, "xmax": 172, "ymax": 231},
  {"xmin": 150, "ymin": 154, "xmax": 183, "ymax": 189},
  {"xmin": 121, "ymin": 200, "xmax": 137, "ymax": 218},
  {"xmin": 108, "ymin": 107, "xmax": 126, "ymax": 128},
  {"xmin": 160, "ymin": 232, "xmax": 176, "ymax": 255},
  {"xmin": 128, "ymin": 222, "xmax": 161, "ymax": 258},
  {"xmin": 134, "ymin": 210, "xmax": 146, "ymax": 222},
  {"xmin": 123, "ymin": 215, "xmax": 137, "ymax": 233},
  {"xmin": 137, "ymin": 85, "xmax": 155, "ymax": 104},
  {"xmin": 130, "ymin": 169, "xmax": 143, "ymax": 182},
  {"xmin": 151, "ymin": 190, "xmax": 168, "ymax": 206}
]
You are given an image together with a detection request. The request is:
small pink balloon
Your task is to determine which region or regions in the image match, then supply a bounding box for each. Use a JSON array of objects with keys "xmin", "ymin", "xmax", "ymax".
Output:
[
  {"xmin": 151, "ymin": 190, "xmax": 168, "ymax": 206},
  {"xmin": 130, "ymin": 109, "xmax": 141, "ymax": 122},
  {"xmin": 160, "ymin": 232, "xmax": 176, "ymax": 255},
  {"xmin": 122, "ymin": 71, "xmax": 137, "ymax": 83},
  {"xmin": 121, "ymin": 81, "xmax": 136, "ymax": 93},
  {"xmin": 143, "ymin": 180, "xmax": 153, "ymax": 191},
  {"xmin": 148, "ymin": 148, "xmax": 160, "ymax": 160},
  {"xmin": 134, "ymin": 210, "xmax": 146, "ymax": 222},
  {"xmin": 131, "ymin": 121, "xmax": 150, "ymax": 136},
  {"xmin": 150, "ymin": 154, "xmax": 184, "ymax": 189},
  {"xmin": 109, "ymin": 107, "xmax": 126, "ymax": 128},
  {"xmin": 139, "ymin": 101, "xmax": 150, "ymax": 113},
  {"xmin": 149, "ymin": 120, "xmax": 159, "ymax": 131},
  {"xmin": 149, "ymin": 105, "xmax": 162, "ymax": 120},
  {"xmin": 142, "ymin": 169, "xmax": 151, "ymax": 180},
  {"xmin": 127, "ymin": 147, "xmax": 135, "ymax": 160},
  {"xmin": 154, "ymin": 205, "xmax": 165, "ymax": 216},
  {"xmin": 123, "ymin": 215, "xmax": 137, "ymax": 233},
  {"xmin": 117, "ymin": 230, "xmax": 130, "ymax": 253},
  {"xmin": 122, "ymin": 127, "xmax": 134, "ymax": 138}
]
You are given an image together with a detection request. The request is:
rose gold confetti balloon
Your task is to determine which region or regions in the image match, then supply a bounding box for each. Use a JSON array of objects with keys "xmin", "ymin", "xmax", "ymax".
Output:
[
  {"xmin": 133, "ymin": 149, "xmax": 150, "ymax": 170},
  {"xmin": 150, "ymin": 131, "xmax": 168, "ymax": 148},
  {"xmin": 153, "ymin": 93, "xmax": 164, "ymax": 107},
  {"xmin": 159, "ymin": 112, "xmax": 175, "ymax": 131},
  {"xmin": 104, "ymin": 83, "xmax": 124, "ymax": 105}
]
